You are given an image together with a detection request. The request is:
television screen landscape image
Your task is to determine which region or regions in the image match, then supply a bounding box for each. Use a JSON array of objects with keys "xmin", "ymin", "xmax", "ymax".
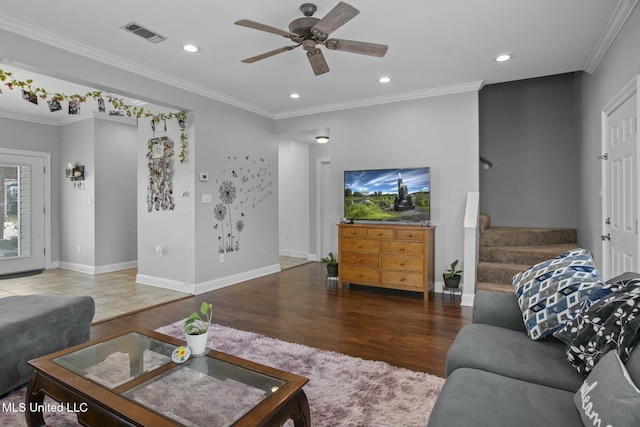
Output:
[{"xmin": 344, "ymin": 167, "xmax": 430, "ymax": 222}]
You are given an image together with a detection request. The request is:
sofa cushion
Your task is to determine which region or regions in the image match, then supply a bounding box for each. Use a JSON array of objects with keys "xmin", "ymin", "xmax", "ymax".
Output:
[
  {"xmin": 512, "ymin": 248, "xmax": 609, "ymax": 340},
  {"xmin": 427, "ymin": 368, "xmax": 582, "ymax": 427},
  {"xmin": 554, "ymin": 277, "xmax": 640, "ymax": 375},
  {"xmin": 574, "ymin": 350, "xmax": 640, "ymax": 427},
  {"xmin": 445, "ymin": 323, "xmax": 584, "ymax": 392}
]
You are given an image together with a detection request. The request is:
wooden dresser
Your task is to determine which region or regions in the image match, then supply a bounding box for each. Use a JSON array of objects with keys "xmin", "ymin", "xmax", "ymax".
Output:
[{"xmin": 337, "ymin": 223, "xmax": 435, "ymax": 299}]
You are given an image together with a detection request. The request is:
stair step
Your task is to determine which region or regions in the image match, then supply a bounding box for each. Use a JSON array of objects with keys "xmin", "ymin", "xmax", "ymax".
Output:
[
  {"xmin": 477, "ymin": 262, "xmax": 529, "ymax": 285},
  {"xmin": 480, "ymin": 244, "xmax": 579, "ymax": 265},
  {"xmin": 480, "ymin": 227, "xmax": 576, "ymax": 247},
  {"xmin": 476, "ymin": 282, "xmax": 515, "ymax": 294}
]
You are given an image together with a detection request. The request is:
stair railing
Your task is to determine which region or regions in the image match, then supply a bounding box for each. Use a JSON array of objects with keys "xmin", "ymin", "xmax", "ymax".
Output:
[{"xmin": 480, "ymin": 155, "xmax": 493, "ymax": 170}]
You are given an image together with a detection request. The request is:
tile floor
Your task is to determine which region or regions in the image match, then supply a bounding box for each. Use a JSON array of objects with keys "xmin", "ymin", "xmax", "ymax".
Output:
[
  {"xmin": 0, "ymin": 258, "xmax": 314, "ymax": 323},
  {"xmin": 0, "ymin": 268, "xmax": 189, "ymax": 323}
]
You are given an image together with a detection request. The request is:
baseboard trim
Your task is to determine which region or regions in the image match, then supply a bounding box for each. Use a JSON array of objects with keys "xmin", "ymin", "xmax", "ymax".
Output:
[
  {"xmin": 59, "ymin": 260, "xmax": 137, "ymax": 275},
  {"xmin": 136, "ymin": 263, "xmax": 281, "ymax": 296}
]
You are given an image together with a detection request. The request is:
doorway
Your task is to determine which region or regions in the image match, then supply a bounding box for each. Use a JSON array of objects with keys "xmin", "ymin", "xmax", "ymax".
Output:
[
  {"xmin": 602, "ymin": 76, "xmax": 639, "ymax": 278},
  {"xmin": 0, "ymin": 151, "xmax": 46, "ymax": 275}
]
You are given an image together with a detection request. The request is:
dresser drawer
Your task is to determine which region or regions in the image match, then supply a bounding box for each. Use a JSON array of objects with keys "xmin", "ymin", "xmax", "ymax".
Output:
[
  {"xmin": 341, "ymin": 239, "xmax": 380, "ymax": 254},
  {"xmin": 341, "ymin": 253, "xmax": 379, "ymax": 268},
  {"xmin": 381, "ymin": 271, "xmax": 424, "ymax": 291},
  {"xmin": 395, "ymin": 229, "xmax": 425, "ymax": 242},
  {"xmin": 381, "ymin": 241, "xmax": 424, "ymax": 256},
  {"xmin": 342, "ymin": 266, "xmax": 380, "ymax": 283},
  {"xmin": 367, "ymin": 228, "xmax": 394, "ymax": 240},
  {"xmin": 340, "ymin": 227, "xmax": 367, "ymax": 238},
  {"xmin": 380, "ymin": 255, "xmax": 424, "ymax": 272}
]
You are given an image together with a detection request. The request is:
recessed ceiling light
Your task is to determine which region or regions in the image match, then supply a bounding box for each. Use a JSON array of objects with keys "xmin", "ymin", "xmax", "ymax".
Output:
[
  {"xmin": 182, "ymin": 44, "xmax": 200, "ymax": 53},
  {"xmin": 495, "ymin": 54, "xmax": 512, "ymax": 62},
  {"xmin": 289, "ymin": 93, "xmax": 301, "ymax": 99},
  {"xmin": 378, "ymin": 76, "xmax": 391, "ymax": 83}
]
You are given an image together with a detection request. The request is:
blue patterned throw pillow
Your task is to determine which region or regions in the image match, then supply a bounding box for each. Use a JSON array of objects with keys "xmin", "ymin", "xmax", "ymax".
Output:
[{"xmin": 512, "ymin": 248, "xmax": 608, "ymax": 340}]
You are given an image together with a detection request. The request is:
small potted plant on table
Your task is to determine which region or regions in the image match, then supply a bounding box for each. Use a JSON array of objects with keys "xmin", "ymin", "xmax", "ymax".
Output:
[
  {"xmin": 184, "ymin": 301, "xmax": 213, "ymax": 356},
  {"xmin": 321, "ymin": 252, "xmax": 339, "ymax": 277}
]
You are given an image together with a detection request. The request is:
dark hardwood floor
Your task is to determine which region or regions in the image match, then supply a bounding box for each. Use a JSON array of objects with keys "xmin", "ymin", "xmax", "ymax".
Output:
[{"xmin": 92, "ymin": 262, "xmax": 472, "ymax": 378}]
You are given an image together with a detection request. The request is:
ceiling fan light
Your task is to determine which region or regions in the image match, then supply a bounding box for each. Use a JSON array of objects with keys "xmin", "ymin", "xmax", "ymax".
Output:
[
  {"xmin": 182, "ymin": 44, "xmax": 200, "ymax": 53},
  {"xmin": 378, "ymin": 76, "xmax": 391, "ymax": 83},
  {"xmin": 316, "ymin": 136, "xmax": 330, "ymax": 144},
  {"xmin": 495, "ymin": 54, "xmax": 512, "ymax": 62},
  {"xmin": 289, "ymin": 93, "xmax": 301, "ymax": 99}
]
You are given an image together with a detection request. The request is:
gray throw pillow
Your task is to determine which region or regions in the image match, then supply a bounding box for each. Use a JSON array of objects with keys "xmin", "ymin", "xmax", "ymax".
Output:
[{"xmin": 574, "ymin": 350, "xmax": 640, "ymax": 427}]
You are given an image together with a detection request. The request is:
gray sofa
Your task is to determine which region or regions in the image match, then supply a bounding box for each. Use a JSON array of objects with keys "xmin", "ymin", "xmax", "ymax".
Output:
[
  {"xmin": 0, "ymin": 294, "xmax": 95, "ymax": 396},
  {"xmin": 428, "ymin": 274, "xmax": 640, "ymax": 427}
]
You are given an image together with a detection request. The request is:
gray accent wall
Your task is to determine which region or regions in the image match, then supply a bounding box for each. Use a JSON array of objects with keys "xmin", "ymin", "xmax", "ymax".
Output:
[{"xmin": 479, "ymin": 73, "xmax": 579, "ymax": 228}]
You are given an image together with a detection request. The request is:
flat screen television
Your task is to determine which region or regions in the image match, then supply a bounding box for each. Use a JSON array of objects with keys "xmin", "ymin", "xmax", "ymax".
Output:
[{"xmin": 344, "ymin": 167, "xmax": 430, "ymax": 222}]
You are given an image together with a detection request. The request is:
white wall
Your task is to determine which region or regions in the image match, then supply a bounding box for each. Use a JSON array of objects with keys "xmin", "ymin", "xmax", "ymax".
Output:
[
  {"xmin": 59, "ymin": 119, "xmax": 95, "ymax": 269},
  {"xmin": 275, "ymin": 91, "xmax": 480, "ymax": 284},
  {"xmin": 2, "ymin": 28, "xmax": 281, "ymax": 293},
  {"xmin": 578, "ymin": 6, "xmax": 640, "ymax": 270},
  {"xmin": 95, "ymin": 117, "xmax": 137, "ymax": 269},
  {"xmin": 279, "ymin": 140, "xmax": 310, "ymax": 258}
]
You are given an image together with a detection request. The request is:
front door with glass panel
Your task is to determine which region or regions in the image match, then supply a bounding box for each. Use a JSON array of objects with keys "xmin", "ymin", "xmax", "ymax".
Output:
[{"xmin": 0, "ymin": 153, "xmax": 45, "ymax": 275}]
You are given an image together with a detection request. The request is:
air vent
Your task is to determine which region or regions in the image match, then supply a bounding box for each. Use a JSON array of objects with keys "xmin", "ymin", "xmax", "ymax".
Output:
[{"xmin": 121, "ymin": 22, "xmax": 167, "ymax": 43}]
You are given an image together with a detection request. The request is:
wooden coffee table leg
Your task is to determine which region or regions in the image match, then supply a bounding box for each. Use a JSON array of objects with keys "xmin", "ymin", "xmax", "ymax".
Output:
[
  {"xmin": 25, "ymin": 372, "xmax": 46, "ymax": 427},
  {"xmin": 292, "ymin": 390, "xmax": 310, "ymax": 427}
]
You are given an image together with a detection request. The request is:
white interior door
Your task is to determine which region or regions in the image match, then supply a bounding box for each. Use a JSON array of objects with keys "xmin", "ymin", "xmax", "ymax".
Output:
[
  {"xmin": 603, "ymin": 82, "xmax": 638, "ymax": 278},
  {"xmin": 0, "ymin": 153, "xmax": 45, "ymax": 274}
]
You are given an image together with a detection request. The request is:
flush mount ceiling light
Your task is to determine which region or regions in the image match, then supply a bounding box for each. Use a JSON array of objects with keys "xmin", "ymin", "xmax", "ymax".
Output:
[
  {"xmin": 289, "ymin": 93, "xmax": 301, "ymax": 99},
  {"xmin": 495, "ymin": 54, "xmax": 512, "ymax": 62},
  {"xmin": 182, "ymin": 44, "xmax": 200, "ymax": 53},
  {"xmin": 378, "ymin": 76, "xmax": 391, "ymax": 83},
  {"xmin": 316, "ymin": 136, "xmax": 330, "ymax": 144}
]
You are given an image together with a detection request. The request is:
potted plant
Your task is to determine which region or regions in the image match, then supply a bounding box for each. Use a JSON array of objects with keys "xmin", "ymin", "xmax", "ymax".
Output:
[
  {"xmin": 321, "ymin": 252, "xmax": 339, "ymax": 277},
  {"xmin": 184, "ymin": 301, "xmax": 213, "ymax": 356},
  {"xmin": 443, "ymin": 260, "xmax": 463, "ymax": 289}
]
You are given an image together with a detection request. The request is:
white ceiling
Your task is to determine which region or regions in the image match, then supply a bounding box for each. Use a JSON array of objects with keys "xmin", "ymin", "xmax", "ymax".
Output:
[{"xmin": 0, "ymin": 0, "xmax": 634, "ymax": 124}]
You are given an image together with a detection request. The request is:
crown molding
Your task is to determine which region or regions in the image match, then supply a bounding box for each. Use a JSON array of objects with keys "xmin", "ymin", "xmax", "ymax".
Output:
[
  {"xmin": 0, "ymin": 14, "xmax": 274, "ymax": 119},
  {"xmin": 0, "ymin": 110, "xmax": 60, "ymax": 126},
  {"xmin": 274, "ymin": 81, "xmax": 485, "ymax": 120},
  {"xmin": 584, "ymin": 0, "xmax": 639, "ymax": 74}
]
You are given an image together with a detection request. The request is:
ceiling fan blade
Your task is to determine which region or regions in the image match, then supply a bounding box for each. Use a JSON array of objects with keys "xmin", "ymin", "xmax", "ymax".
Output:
[
  {"xmin": 324, "ymin": 39, "xmax": 388, "ymax": 57},
  {"xmin": 234, "ymin": 19, "xmax": 301, "ymax": 41},
  {"xmin": 311, "ymin": 2, "xmax": 359, "ymax": 39},
  {"xmin": 241, "ymin": 45, "xmax": 301, "ymax": 63},
  {"xmin": 307, "ymin": 48, "xmax": 330, "ymax": 76}
]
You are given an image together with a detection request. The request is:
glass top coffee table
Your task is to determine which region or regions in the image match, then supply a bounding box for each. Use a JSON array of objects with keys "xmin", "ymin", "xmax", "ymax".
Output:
[{"xmin": 26, "ymin": 328, "xmax": 309, "ymax": 427}]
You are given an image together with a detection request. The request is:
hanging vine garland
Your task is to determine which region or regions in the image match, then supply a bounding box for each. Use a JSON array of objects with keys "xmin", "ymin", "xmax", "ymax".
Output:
[{"xmin": 0, "ymin": 68, "xmax": 188, "ymax": 163}]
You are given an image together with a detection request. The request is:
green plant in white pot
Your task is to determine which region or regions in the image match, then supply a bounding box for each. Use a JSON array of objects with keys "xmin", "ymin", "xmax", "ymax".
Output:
[
  {"xmin": 443, "ymin": 260, "xmax": 463, "ymax": 289},
  {"xmin": 184, "ymin": 302, "xmax": 213, "ymax": 356}
]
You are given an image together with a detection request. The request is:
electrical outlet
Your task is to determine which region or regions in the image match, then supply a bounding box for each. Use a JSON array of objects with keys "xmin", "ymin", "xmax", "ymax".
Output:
[
  {"xmin": 155, "ymin": 246, "xmax": 164, "ymax": 256},
  {"xmin": 219, "ymin": 254, "xmax": 224, "ymax": 263}
]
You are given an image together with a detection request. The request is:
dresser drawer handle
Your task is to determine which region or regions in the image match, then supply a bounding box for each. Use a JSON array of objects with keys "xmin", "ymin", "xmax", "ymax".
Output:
[
  {"xmin": 407, "ymin": 233, "xmax": 412, "ymax": 237},
  {"xmin": 377, "ymin": 232, "xmax": 383, "ymax": 236},
  {"xmin": 357, "ymin": 273, "xmax": 363, "ymax": 277},
  {"xmin": 400, "ymin": 277, "xmax": 406, "ymax": 281},
  {"xmin": 399, "ymin": 247, "xmax": 405, "ymax": 251},
  {"xmin": 400, "ymin": 262, "xmax": 405, "ymax": 266},
  {"xmin": 351, "ymin": 231, "xmax": 356, "ymax": 234},
  {"xmin": 358, "ymin": 258, "xmax": 363, "ymax": 262},
  {"xmin": 357, "ymin": 244, "xmax": 363, "ymax": 248}
]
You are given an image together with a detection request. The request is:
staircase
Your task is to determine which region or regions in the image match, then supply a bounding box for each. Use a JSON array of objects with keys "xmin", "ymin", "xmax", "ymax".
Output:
[{"xmin": 476, "ymin": 214, "xmax": 578, "ymax": 294}]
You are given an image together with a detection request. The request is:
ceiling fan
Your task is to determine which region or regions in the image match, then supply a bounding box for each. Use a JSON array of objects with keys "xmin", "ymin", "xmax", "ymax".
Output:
[{"xmin": 234, "ymin": 2, "xmax": 388, "ymax": 76}]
